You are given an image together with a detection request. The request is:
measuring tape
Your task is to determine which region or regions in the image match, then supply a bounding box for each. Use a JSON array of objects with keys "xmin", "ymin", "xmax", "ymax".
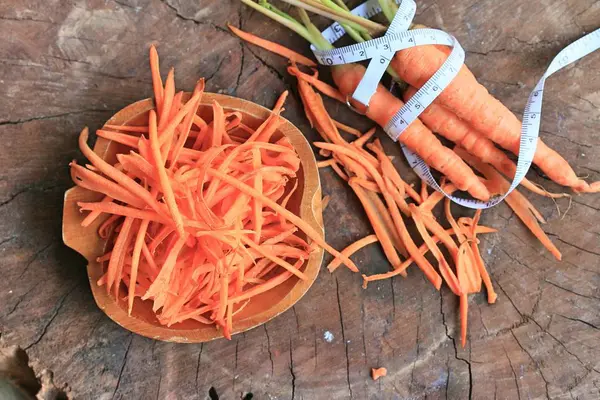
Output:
[{"xmin": 311, "ymin": 0, "xmax": 600, "ymax": 209}]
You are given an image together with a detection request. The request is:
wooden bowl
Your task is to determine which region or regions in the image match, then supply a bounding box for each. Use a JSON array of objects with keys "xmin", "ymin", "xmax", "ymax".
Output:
[{"xmin": 62, "ymin": 93, "xmax": 324, "ymax": 343}]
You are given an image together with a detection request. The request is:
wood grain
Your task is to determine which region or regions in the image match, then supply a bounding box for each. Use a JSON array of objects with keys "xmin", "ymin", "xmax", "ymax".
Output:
[{"xmin": 1, "ymin": 0, "xmax": 599, "ymax": 399}]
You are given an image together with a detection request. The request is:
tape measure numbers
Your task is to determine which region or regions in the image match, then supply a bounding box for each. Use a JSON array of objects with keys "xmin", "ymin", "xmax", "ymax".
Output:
[{"xmin": 311, "ymin": 0, "xmax": 600, "ymax": 209}]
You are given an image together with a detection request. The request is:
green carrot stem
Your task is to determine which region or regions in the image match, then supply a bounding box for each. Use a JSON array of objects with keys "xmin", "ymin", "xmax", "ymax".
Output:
[{"xmin": 378, "ymin": 0, "xmax": 397, "ymax": 23}]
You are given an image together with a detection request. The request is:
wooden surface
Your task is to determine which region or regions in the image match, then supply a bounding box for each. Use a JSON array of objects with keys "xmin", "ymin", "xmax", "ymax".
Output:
[{"xmin": 1, "ymin": 0, "xmax": 599, "ymax": 399}]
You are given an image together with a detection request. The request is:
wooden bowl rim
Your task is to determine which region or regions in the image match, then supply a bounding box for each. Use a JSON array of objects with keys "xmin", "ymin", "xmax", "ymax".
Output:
[{"xmin": 62, "ymin": 92, "xmax": 324, "ymax": 342}]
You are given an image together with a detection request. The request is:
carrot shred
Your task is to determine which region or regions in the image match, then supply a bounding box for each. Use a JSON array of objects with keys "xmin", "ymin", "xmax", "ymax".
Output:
[
  {"xmin": 228, "ymin": 24, "xmax": 317, "ymax": 67},
  {"xmin": 70, "ymin": 47, "xmax": 354, "ymax": 336}
]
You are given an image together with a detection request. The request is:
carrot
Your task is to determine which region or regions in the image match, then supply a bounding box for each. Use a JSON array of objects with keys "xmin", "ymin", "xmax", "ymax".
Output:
[
  {"xmin": 328, "ymin": 63, "xmax": 490, "ymax": 201},
  {"xmin": 403, "ymin": 86, "xmax": 568, "ymax": 199},
  {"xmin": 148, "ymin": 110, "xmax": 185, "ymax": 236},
  {"xmin": 316, "ymin": 142, "xmax": 441, "ymax": 288},
  {"xmin": 371, "ymin": 367, "xmax": 387, "ymax": 381},
  {"xmin": 288, "ymin": 64, "xmax": 346, "ymax": 103},
  {"xmin": 228, "ymin": 24, "xmax": 317, "ymax": 67},
  {"xmin": 455, "ymin": 147, "xmax": 562, "ymax": 260},
  {"xmin": 391, "ymin": 49, "xmax": 600, "ymax": 193},
  {"xmin": 78, "ymin": 128, "xmax": 169, "ymax": 217},
  {"xmin": 149, "ymin": 45, "xmax": 164, "ymax": 114},
  {"xmin": 361, "ymin": 225, "xmax": 496, "ymax": 286},
  {"xmin": 207, "ymin": 168, "xmax": 358, "ymax": 272},
  {"xmin": 466, "ymin": 211, "xmax": 497, "ymax": 304},
  {"xmin": 410, "ymin": 204, "xmax": 461, "ymax": 296}
]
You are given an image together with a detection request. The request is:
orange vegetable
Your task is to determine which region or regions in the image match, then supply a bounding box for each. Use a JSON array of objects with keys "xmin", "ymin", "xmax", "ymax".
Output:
[
  {"xmin": 228, "ymin": 24, "xmax": 317, "ymax": 67},
  {"xmin": 392, "ymin": 50, "xmax": 600, "ymax": 194},
  {"xmin": 71, "ymin": 46, "xmax": 350, "ymax": 335},
  {"xmin": 403, "ymin": 86, "xmax": 568, "ymax": 199},
  {"xmin": 371, "ymin": 367, "xmax": 387, "ymax": 381}
]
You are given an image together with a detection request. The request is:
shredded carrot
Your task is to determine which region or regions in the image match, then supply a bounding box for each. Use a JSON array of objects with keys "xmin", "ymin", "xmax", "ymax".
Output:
[
  {"xmin": 455, "ymin": 147, "xmax": 562, "ymax": 260},
  {"xmin": 332, "ymin": 119, "xmax": 362, "ymax": 137},
  {"xmin": 327, "ymin": 234, "xmax": 377, "ymax": 272},
  {"xmin": 228, "ymin": 24, "xmax": 317, "ymax": 67},
  {"xmin": 70, "ymin": 47, "xmax": 350, "ymax": 336}
]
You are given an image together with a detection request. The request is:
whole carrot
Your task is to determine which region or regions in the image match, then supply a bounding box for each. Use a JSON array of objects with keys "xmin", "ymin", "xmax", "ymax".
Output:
[
  {"xmin": 403, "ymin": 87, "xmax": 567, "ymax": 199},
  {"xmin": 331, "ymin": 63, "xmax": 490, "ymax": 200},
  {"xmin": 391, "ymin": 47, "xmax": 598, "ymax": 193}
]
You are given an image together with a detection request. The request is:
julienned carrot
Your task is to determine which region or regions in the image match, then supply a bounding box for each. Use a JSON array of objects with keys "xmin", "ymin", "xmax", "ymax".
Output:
[
  {"xmin": 149, "ymin": 45, "xmax": 164, "ymax": 115},
  {"xmin": 148, "ymin": 110, "xmax": 185, "ymax": 236},
  {"xmin": 159, "ymin": 68, "xmax": 175, "ymax": 131},
  {"xmin": 288, "ymin": 65, "xmax": 345, "ymax": 103},
  {"xmin": 361, "ymin": 225, "xmax": 496, "ymax": 287},
  {"xmin": 78, "ymin": 128, "xmax": 169, "ymax": 218},
  {"xmin": 351, "ymin": 127, "xmax": 377, "ymax": 149},
  {"xmin": 455, "ymin": 147, "xmax": 562, "ymax": 260},
  {"xmin": 371, "ymin": 367, "xmax": 387, "ymax": 381},
  {"xmin": 228, "ymin": 24, "xmax": 317, "ymax": 67},
  {"xmin": 444, "ymin": 198, "xmax": 482, "ymax": 294},
  {"xmin": 403, "ymin": 87, "xmax": 568, "ymax": 200},
  {"xmin": 466, "ymin": 211, "xmax": 498, "ymax": 304},
  {"xmin": 420, "ymin": 180, "xmax": 429, "ymax": 202},
  {"xmin": 345, "ymin": 181, "xmax": 405, "ymax": 274},
  {"xmin": 332, "ymin": 119, "xmax": 362, "ymax": 137},
  {"xmin": 456, "ymin": 241, "xmax": 470, "ymax": 348},
  {"xmin": 410, "ymin": 204, "xmax": 461, "ymax": 296},
  {"xmin": 206, "ymin": 168, "xmax": 358, "ymax": 272},
  {"xmin": 106, "ymin": 216, "xmax": 135, "ymax": 295},
  {"xmin": 71, "ymin": 46, "xmax": 351, "ymax": 336},
  {"xmin": 316, "ymin": 141, "xmax": 441, "ymax": 288}
]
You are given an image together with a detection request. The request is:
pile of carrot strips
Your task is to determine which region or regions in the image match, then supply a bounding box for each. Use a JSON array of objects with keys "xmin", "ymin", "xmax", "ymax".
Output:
[
  {"xmin": 70, "ymin": 46, "xmax": 354, "ymax": 338},
  {"xmin": 227, "ymin": 26, "xmax": 567, "ymax": 347}
]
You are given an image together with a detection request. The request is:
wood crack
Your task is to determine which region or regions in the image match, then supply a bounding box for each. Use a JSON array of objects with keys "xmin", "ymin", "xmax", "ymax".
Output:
[
  {"xmin": 439, "ymin": 291, "xmax": 473, "ymax": 399},
  {"xmin": 335, "ymin": 277, "xmax": 353, "ymax": 399},
  {"xmin": 544, "ymin": 279, "xmax": 600, "ymax": 301},
  {"xmin": 0, "ymin": 109, "xmax": 115, "ymax": 127},
  {"xmin": 503, "ymin": 346, "xmax": 522, "ymax": 400},
  {"xmin": 556, "ymin": 314, "xmax": 600, "ymax": 330},
  {"xmin": 510, "ymin": 330, "xmax": 551, "ymax": 399},
  {"xmin": 111, "ymin": 334, "xmax": 134, "ymax": 399},
  {"xmin": 289, "ymin": 337, "xmax": 296, "ymax": 400},
  {"xmin": 264, "ymin": 324, "xmax": 274, "ymax": 375},
  {"xmin": 195, "ymin": 343, "xmax": 204, "ymax": 398},
  {"xmin": 159, "ymin": 0, "xmax": 228, "ymax": 33},
  {"xmin": 553, "ymin": 236, "xmax": 600, "ymax": 259},
  {"xmin": 25, "ymin": 282, "xmax": 80, "ymax": 350},
  {"xmin": 540, "ymin": 129, "xmax": 593, "ymax": 148},
  {"xmin": 18, "ymin": 243, "xmax": 54, "ymax": 279}
]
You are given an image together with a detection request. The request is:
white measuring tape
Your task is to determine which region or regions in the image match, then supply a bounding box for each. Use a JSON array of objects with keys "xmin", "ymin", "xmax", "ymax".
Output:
[{"xmin": 311, "ymin": 0, "xmax": 600, "ymax": 209}]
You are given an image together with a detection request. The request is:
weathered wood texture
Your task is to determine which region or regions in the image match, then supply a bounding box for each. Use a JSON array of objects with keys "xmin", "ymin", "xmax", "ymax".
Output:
[{"xmin": 0, "ymin": 0, "xmax": 599, "ymax": 399}]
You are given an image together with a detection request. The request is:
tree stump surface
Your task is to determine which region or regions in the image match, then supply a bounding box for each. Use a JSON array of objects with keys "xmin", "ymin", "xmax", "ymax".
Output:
[{"xmin": 1, "ymin": 0, "xmax": 599, "ymax": 399}]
